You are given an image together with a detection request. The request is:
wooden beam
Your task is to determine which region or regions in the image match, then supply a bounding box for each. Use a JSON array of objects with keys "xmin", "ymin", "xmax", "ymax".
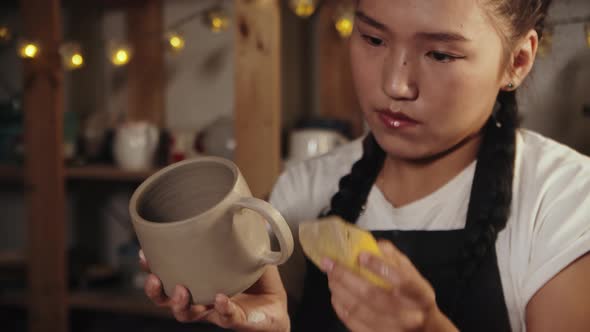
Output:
[
  {"xmin": 318, "ymin": 0, "xmax": 364, "ymax": 137},
  {"xmin": 20, "ymin": 0, "xmax": 67, "ymax": 331},
  {"xmin": 235, "ymin": 0, "xmax": 282, "ymax": 199},
  {"xmin": 127, "ymin": 0, "xmax": 165, "ymax": 126}
]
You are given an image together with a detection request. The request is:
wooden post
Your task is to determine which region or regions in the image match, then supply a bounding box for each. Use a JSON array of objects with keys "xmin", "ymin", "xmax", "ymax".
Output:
[
  {"xmin": 318, "ymin": 0, "xmax": 364, "ymax": 137},
  {"xmin": 20, "ymin": 0, "xmax": 67, "ymax": 331},
  {"xmin": 235, "ymin": 0, "xmax": 282, "ymax": 199},
  {"xmin": 127, "ymin": 0, "xmax": 165, "ymax": 126}
]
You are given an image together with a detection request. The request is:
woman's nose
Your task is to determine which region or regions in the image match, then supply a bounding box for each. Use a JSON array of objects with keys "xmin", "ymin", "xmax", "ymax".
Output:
[{"xmin": 382, "ymin": 53, "xmax": 419, "ymax": 101}]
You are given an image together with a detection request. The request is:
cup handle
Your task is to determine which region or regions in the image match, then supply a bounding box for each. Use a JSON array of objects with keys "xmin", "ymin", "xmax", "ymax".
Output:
[{"xmin": 232, "ymin": 197, "xmax": 294, "ymax": 265}]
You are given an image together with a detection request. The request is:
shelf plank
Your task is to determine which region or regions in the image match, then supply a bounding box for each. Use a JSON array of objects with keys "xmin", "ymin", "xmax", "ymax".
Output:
[
  {"xmin": 0, "ymin": 289, "xmax": 172, "ymax": 319},
  {"xmin": 66, "ymin": 165, "xmax": 158, "ymax": 181},
  {"xmin": 1, "ymin": 164, "xmax": 159, "ymax": 182},
  {"xmin": 0, "ymin": 250, "xmax": 26, "ymax": 268},
  {"xmin": 68, "ymin": 290, "xmax": 172, "ymax": 318}
]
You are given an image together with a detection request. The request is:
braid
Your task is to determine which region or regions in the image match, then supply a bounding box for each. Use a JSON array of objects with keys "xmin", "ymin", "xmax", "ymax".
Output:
[
  {"xmin": 327, "ymin": 133, "xmax": 385, "ymax": 222},
  {"xmin": 458, "ymin": 89, "xmax": 518, "ymax": 289}
]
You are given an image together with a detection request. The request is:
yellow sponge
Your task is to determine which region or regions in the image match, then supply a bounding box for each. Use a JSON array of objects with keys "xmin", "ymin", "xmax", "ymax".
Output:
[{"xmin": 299, "ymin": 216, "xmax": 391, "ymax": 289}]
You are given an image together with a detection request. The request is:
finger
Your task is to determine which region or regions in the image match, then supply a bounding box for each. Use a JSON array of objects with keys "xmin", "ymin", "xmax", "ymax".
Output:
[
  {"xmin": 377, "ymin": 239, "xmax": 403, "ymax": 256},
  {"xmin": 328, "ymin": 262, "xmax": 385, "ymax": 304},
  {"xmin": 331, "ymin": 298, "xmax": 374, "ymax": 332},
  {"xmin": 328, "ymin": 264, "xmax": 396, "ymax": 316},
  {"xmin": 208, "ymin": 294, "xmax": 246, "ymax": 328},
  {"xmin": 169, "ymin": 286, "xmax": 216, "ymax": 323},
  {"xmin": 358, "ymin": 252, "xmax": 401, "ymax": 286},
  {"xmin": 361, "ymin": 251, "xmax": 434, "ymax": 308},
  {"xmin": 171, "ymin": 285, "xmax": 196, "ymax": 322},
  {"xmin": 138, "ymin": 249, "xmax": 150, "ymax": 272},
  {"xmin": 329, "ymin": 279, "xmax": 381, "ymax": 324},
  {"xmin": 144, "ymin": 274, "xmax": 170, "ymax": 306}
]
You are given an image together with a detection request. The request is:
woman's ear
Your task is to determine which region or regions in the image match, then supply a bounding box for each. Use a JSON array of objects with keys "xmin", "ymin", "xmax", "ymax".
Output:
[{"xmin": 501, "ymin": 29, "xmax": 539, "ymax": 91}]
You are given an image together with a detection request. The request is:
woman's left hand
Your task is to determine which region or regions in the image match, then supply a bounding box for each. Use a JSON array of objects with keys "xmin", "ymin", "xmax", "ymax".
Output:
[{"xmin": 321, "ymin": 240, "xmax": 458, "ymax": 332}]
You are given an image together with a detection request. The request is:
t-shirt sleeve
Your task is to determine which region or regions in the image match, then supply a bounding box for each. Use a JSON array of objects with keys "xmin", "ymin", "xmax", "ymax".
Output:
[{"xmin": 521, "ymin": 163, "xmax": 590, "ymax": 306}]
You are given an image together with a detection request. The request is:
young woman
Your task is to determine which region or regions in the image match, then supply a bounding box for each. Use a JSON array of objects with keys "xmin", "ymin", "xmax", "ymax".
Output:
[{"xmin": 140, "ymin": 0, "xmax": 590, "ymax": 330}]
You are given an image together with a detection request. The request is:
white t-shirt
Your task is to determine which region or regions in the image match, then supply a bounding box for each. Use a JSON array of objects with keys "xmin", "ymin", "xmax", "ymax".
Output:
[{"xmin": 268, "ymin": 129, "xmax": 590, "ymax": 332}]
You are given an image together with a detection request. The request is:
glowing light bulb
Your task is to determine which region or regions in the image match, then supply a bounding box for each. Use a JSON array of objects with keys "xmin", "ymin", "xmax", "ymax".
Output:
[
  {"xmin": 333, "ymin": 1, "xmax": 355, "ymax": 38},
  {"xmin": 205, "ymin": 8, "xmax": 230, "ymax": 33},
  {"xmin": 289, "ymin": 0, "xmax": 318, "ymax": 18},
  {"xmin": 71, "ymin": 54, "xmax": 83, "ymax": 66},
  {"xmin": 335, "ymin": 18, "xmax": 353, "ymax": 38},
  {"xmin": 114, "ymin": 50, "xmax": 129, "ymax": 64},
  {"xmin": 60, "ymin": 42, "xmax": 84, "ymax": 70},
  {"xmin": 18, "ymin": 41, "xmax": 40, "ymax": 59},
  {"xmin": 108, "ymin": 42, "xmax": 133, "ymax": 66},
  {"xmin": 167, "ymin": 32, "xmax": 185, "ymax": 52}
]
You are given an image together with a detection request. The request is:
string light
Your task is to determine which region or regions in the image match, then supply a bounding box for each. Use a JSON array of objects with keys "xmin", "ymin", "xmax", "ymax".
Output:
[
  {"xmin": 289, "ymin": 0, "xmax": 318, "ymax": 18},
  {"xmin": 108, "ymin": 42, "xmax": 133, "ymax": 66},
  {"xmin": 334, "ymin": 2, "xmax": 355, "ymax": 38},
  {"xmin": 167, "ymin": 32, "xmax": 185, "ymax": 53},
  {"xmin": 0, "ymin": 24, "xmax": 11, "ymax": 43},
  {"xmin": 18, "ymin": 41, "xmax": 40, "ymax": 59},
  {"xmin": 59, "ymin": 42, "xmax": 84, "ymax": 70},
  {"xmin": 205, "ymin": 7, "xmax": 230, "ymax": 33}
]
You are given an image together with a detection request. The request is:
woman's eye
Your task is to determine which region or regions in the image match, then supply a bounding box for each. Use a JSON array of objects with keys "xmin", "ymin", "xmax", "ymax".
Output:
[
  {"xmin": 362, "ymin": 34, "xmax": 384, "ymax": 47},
  {"xmin": 427, "ymin": 51, "xmax": 462, "ymax": 63}
]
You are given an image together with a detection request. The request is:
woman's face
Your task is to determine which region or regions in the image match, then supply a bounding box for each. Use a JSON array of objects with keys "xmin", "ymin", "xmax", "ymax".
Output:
[{"xmin": 351, "ymin": 0, "xmax": 508, "ymax": 160}]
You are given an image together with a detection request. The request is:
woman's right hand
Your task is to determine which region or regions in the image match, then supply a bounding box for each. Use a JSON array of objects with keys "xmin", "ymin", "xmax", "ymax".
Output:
[{"xmin": 139, "ymin": 250, "xmax": 291, "ymax": 332}]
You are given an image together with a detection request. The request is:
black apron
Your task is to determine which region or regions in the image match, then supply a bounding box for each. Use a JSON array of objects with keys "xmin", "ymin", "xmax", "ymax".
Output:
[{"xmin": 294, "ymin": 220, "xmax": 512, "ymax": 331}]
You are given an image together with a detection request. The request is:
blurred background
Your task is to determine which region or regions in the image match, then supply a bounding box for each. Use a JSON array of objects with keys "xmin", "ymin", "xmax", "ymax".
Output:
[{"xmin": 0, "ymin": 0, "xmax": 588, "ymax": 331}]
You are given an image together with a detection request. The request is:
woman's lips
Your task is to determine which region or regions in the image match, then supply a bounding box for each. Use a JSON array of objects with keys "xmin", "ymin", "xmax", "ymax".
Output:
[{"xmin": 376, "ymin": 110, "xmax": 420, "ymax": 129}]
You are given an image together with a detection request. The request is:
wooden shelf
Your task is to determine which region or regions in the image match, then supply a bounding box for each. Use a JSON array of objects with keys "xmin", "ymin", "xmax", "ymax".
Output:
[
  {"xmin": 69, "ymin": 289, "xmax": 172, "ymax": 318},
  {"xmin": 0, "ymin": 164, "xmax": 159, "ymax": 182},
  {"xmin": 0, "ymin": 250, "xmax": 26, "ymax": 269},
  {"xmin": 0, "ymin": 289, "xmax": 172, "ymax": 318},
  {"xmin": 66, "ymin": 165, "xmax": 158, "ymax": 182}
]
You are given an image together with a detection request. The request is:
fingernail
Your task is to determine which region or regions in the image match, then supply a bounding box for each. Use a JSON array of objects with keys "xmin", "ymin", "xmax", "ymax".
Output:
[
  {"xmin": 215, "ymin": 294, "xmax": 227, "ymax": 305},
  {"xmin": 148, "ymin": 275, "xmax": 159, "ymax": 288},
  {"xmin": 321, "ymin": 258, "xmax": 334, "ymax": 272},
  {"xmin": 359, "ymin": 253, "xmax": 371, "ymax": 265},
  {"xmin": 139, "ymin": 249, "xmax": 145, "ymax": 261},
  {"xmin": 174, "ymin": 285, "xmax": 184, "ymax": 300}
]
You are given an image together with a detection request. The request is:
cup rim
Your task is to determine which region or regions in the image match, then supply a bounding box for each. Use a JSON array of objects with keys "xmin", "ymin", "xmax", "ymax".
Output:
[{"xmin": 129, "ymin": 156, "xmax": 239, "ymax": 228}]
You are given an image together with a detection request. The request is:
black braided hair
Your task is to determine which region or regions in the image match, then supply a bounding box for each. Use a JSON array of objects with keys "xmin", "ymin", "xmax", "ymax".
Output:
[
  {"xmin": 326, "ymin": 133, "xmax": 385, "ymax": 221},
  {"xmin": 459, "ymin": 90, "xmax": 518, "ymax": 278}
]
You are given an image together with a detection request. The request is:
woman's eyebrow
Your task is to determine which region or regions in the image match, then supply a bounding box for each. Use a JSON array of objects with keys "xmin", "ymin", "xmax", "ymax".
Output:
[
  {"xmin": 355, "ymin": 10, "xmax": 387, "ymax": 31},
  {"xmin": 356, "ymin": 10, "xmax": 471, "ymax": 44},
  {"xmin": 416, "ymin": 31, "xmax": 471, "ymax": 43}
]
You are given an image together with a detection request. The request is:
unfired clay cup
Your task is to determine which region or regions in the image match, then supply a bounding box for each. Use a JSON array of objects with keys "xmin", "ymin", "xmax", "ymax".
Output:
[{"xmin": 129, "ymin": 156, "xmax": 294, "ymax": 304}]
